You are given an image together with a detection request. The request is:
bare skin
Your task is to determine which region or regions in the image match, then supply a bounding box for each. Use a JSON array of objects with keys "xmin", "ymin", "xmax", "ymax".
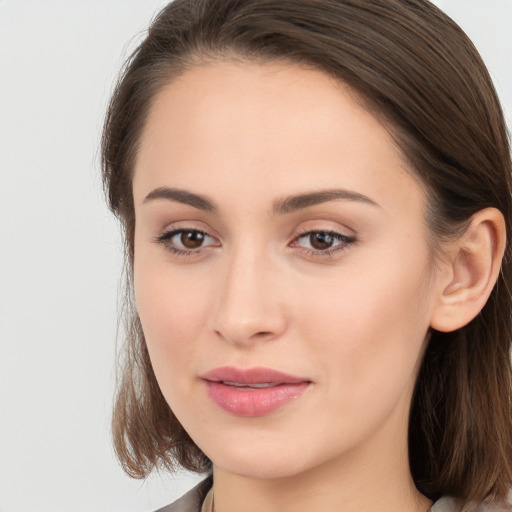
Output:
[{"xmin": 132, "ymin": 61, "xmax": 505, "ymax": 512}]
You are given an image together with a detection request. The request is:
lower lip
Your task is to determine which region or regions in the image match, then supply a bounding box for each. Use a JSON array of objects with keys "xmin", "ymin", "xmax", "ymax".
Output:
[{"xmin": 203, "ymin": 381, "xmax": 310, "ymax": 417}]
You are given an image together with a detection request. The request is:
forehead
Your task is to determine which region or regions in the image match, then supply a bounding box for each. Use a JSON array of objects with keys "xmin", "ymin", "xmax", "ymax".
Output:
[{"xmin": 133, "ymin": 60, "xmax": 424, "ymax": 215}]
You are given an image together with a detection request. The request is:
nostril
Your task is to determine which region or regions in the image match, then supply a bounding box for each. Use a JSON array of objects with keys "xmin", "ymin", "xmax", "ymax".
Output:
[
  {"xmin": 213, "ymin": 328, "xmax": 277, "ymax": 345},
  {"xmin": 254, "ymin": 331, "xmax": 272, "ymax": 338}
]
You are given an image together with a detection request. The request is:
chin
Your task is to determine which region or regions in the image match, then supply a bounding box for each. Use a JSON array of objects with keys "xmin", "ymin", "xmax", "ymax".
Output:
[
  {"xmin": 215, "ymin": 457, "xmax": 305, "ymax": 480},
  {"xmin": 203, "ymin": 436, "xmax": 323, "ymax": 480}
]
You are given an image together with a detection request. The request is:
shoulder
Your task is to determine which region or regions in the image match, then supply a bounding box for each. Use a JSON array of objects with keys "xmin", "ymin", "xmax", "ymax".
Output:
[
  {"xmin": 431, "ymin": 492, "xmax": 512, "ymax": 512},
  {"xmin": 154, "ymin": 477, "xmax": 213, "ymax": 512}
]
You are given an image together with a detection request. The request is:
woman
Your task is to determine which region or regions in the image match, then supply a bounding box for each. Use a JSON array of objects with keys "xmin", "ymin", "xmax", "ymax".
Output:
[{"xmin": 101, "ymin": 1, "xmax": 512, "ymax": 511}]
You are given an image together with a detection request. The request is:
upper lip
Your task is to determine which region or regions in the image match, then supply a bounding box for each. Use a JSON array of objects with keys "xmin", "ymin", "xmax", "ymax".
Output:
[{"xmin": 201, "ymin": 366, "xmax": 310, "ymax": 385}]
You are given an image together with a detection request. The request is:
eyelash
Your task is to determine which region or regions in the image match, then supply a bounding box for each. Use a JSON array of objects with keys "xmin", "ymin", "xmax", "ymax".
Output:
[
  {"xmin": 155, "ymin": 228, "xmax": 356, "ymax": 259},
  {"xmin": 291, "ymin": 229, "xmax": 356, "ymax": 257},
  {"xmin": 155, "ymin": 229, "xmax": 215, "ymax": 257}
]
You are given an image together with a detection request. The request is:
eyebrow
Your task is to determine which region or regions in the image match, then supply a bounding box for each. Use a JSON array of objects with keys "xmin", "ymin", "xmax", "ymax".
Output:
[
  {"xmin": 272, "ymin": 189, "xmax": 380, "ymax": 214},
  {"xmin": 144, "ymin": 187, "xmax": 218, "ymax": 212},
  {"xmin": 143, "ymin": 186, "xmax": 380, "ymax": 214}
]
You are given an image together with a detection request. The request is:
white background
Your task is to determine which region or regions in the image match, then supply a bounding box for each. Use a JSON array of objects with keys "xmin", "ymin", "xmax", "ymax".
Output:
[{"xmin": 0, "ymin": 1, "xmax": 510, "ymax": 511}]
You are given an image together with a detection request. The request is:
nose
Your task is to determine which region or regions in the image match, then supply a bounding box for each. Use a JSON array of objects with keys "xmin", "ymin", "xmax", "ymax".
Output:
[{"xmin": 208, "ymin": 246, "xmax": 287, "ymax": 347}]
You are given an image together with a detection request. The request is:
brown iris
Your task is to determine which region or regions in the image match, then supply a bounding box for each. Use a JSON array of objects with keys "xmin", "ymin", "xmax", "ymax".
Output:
[
  {"xmin": 181, "ymin": 230, "xmax": 205, "ymax": 249},
  {"xmin": 309, "ymin": 232, "xmax": 335, "ymax": 250}
]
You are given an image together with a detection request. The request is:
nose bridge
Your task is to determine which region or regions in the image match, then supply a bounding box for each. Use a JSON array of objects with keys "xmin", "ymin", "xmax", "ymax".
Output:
[{"xmin": 209, "ymin": 240, "xmax": 285, "ymax": 345}]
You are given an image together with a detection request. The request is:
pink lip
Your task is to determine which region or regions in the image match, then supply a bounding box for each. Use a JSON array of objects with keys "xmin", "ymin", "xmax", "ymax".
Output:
[{"xmin": 200, "ymin": 367, "xmax": 311, "ymax": 417}]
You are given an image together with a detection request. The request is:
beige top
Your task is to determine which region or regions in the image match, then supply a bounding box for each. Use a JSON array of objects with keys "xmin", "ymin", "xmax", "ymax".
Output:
[
  {"xmin": 156, "ymin": 478, "xmax": 512, "ymax": 512},
  {"xmin": 200, "ymin": 488, "xmax": 214, "ymax": 512}
]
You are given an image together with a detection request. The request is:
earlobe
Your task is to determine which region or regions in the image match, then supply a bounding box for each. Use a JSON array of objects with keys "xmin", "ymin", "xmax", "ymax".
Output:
[{"xmin": 430, "ymin": 208, "xmax": 506, "ymax": 333}]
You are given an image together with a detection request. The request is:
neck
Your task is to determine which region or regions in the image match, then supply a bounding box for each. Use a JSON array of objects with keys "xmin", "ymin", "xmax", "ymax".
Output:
[{"xmin": 212, "ymin": 462, "xmax": 430, "ymax": 512}]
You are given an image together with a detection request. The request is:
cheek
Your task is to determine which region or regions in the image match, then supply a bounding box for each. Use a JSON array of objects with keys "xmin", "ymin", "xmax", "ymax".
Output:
[
  {"xmin": 133, "ymin": 257, "xmax": 212, "ymax": 390},
  {"xmin": 294, "ymin": 248, "xmax": 432, "ymax": 412}
]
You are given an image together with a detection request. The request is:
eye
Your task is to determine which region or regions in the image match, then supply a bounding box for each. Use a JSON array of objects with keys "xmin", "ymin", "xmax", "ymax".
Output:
[
  {"xmin": 155, "ymin": 228, "xmax": 219, "ymax": 256},
  {"xmin": 291, "ymin": 230, "xmax": 356, "ymax": 257}
]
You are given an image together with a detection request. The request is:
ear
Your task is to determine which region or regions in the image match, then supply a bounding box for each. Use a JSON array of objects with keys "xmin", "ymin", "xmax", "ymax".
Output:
[{"xmin": 430, "ymin": 208, "xmax": 506, "ymax": 333}]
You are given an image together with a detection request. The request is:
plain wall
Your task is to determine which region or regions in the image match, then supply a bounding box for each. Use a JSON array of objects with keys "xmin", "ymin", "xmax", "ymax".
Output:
[{"xmin": 0, "ymin": 1, "xmax": 510, "ymax": 511}]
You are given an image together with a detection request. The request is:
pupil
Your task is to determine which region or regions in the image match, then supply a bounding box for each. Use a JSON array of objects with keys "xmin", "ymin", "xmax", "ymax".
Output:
[
  {"xmin": 311, "ymin": 232, "xmax": 333, "ymax": 250},
  {"xmin": 181, "ymin": 231, "xmax": 204, "ymax": 249}
]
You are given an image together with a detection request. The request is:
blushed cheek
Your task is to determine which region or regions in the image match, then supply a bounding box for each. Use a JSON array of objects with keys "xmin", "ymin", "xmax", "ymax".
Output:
[
  {"xmin": 299, "ymin": 256, "xmax": 432, "ymax": 390},
  {"xmin": 133, "ymin": 273, "xmax": 201, "ymax": 416},
  {"xmin": 133, "ymin": 264, "xmax": 196, "ymax": 361}
]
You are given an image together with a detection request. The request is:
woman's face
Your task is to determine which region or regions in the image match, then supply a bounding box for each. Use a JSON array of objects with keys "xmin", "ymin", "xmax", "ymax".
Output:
[{"xmin": 132, "ymin": 61, "xmax": 444, "ymax": 479}]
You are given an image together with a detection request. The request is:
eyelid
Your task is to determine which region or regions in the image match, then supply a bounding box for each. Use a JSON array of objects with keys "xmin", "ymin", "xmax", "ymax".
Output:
[
  {"xmin": 292, "ymin": 230, "xmax": 355, "ymax": 245},
  {"xmin": 156, "ymin": 219, "xmax": 222, "ymax": 243},
  {"xmin": 157, "ymin": 228, "xmax": 216, "ymax": 244},
  {"xmin": 293, "ymin": 219, "xmax": 356, "ymax": 237}
]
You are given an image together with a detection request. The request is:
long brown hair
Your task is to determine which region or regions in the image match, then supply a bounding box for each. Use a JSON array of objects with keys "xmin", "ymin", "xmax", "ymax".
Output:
[{"xmin": 101, "ymin": 0, "xmax": 512, "ymax": 502}]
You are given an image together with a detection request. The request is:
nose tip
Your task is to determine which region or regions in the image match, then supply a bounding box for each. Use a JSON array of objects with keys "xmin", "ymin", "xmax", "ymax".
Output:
[
  {"xmin": 211, "ymin": 295, "xmax": 286, "ymax": 346},
  {"xmin": 208, "ymin": 255, "xmax": 287, "ymax": 347}
]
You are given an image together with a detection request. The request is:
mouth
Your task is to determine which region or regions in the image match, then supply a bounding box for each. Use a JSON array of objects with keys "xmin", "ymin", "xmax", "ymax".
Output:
[
  {"xmin": 221, "ymin": 381, "xmax": 280, "ymax": 388},
  {"xmin": 200, "ymin": 366, "xmax": 312, "ymax": 417}
]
